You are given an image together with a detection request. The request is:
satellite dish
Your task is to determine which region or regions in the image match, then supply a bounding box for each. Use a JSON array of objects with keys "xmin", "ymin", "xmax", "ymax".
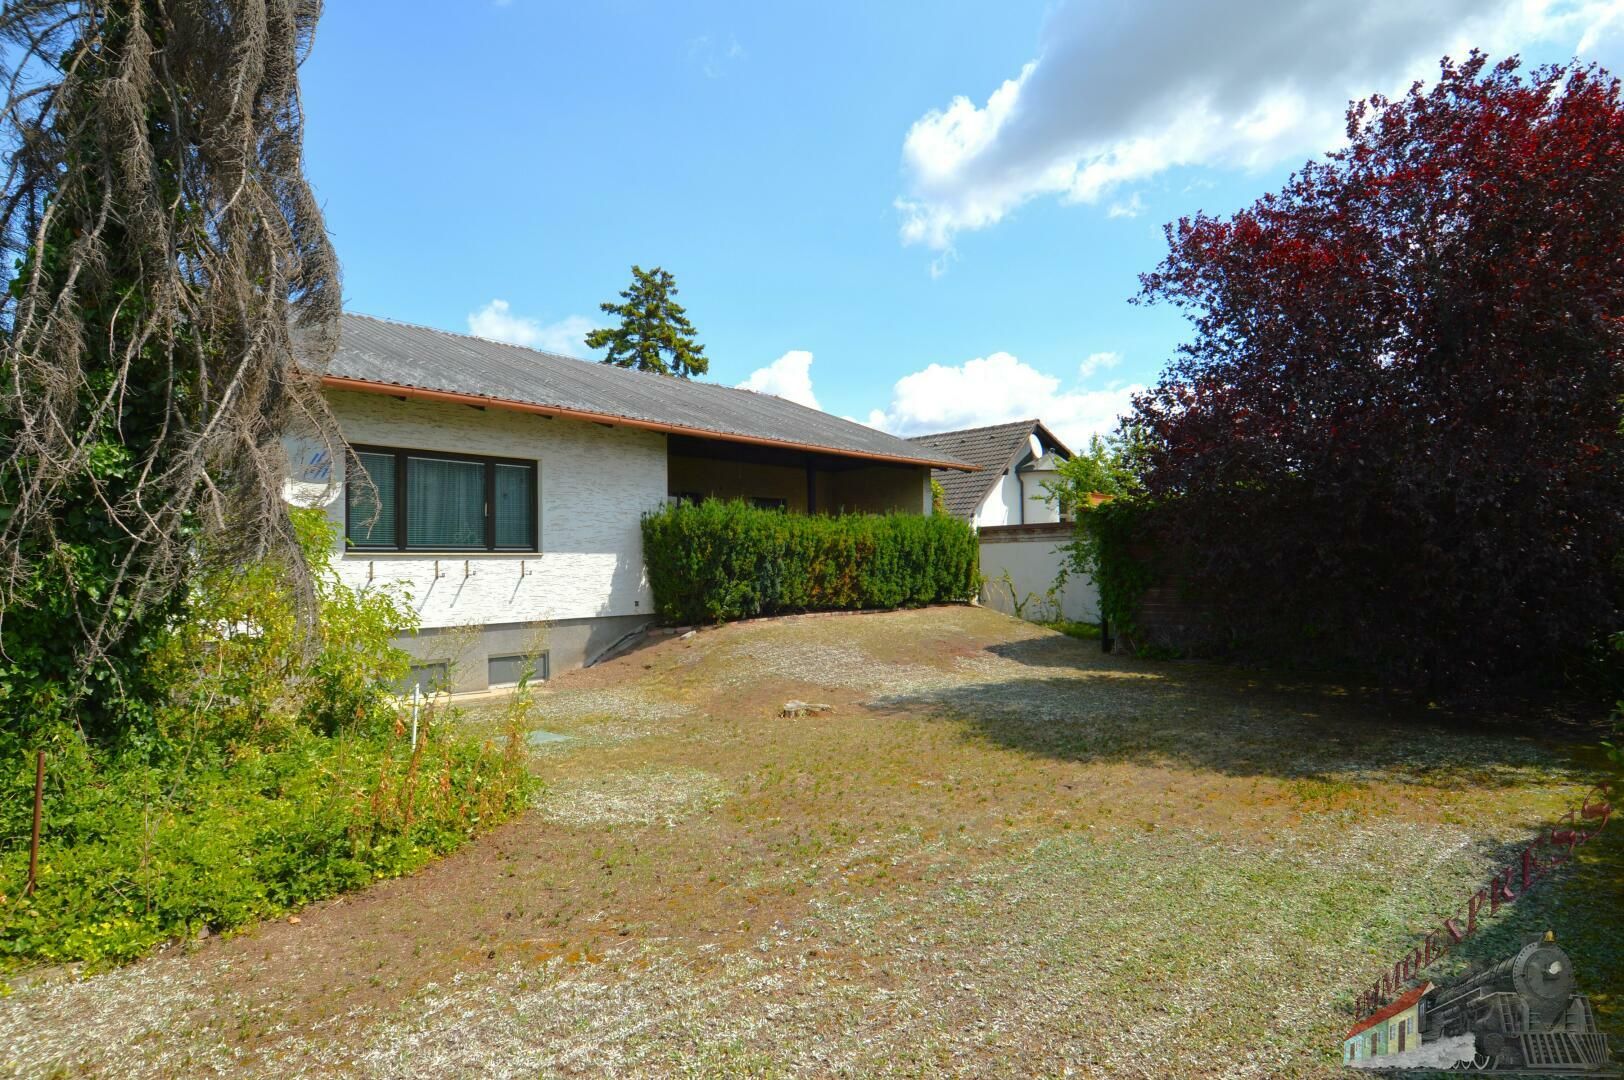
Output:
[
  {"xmin": 282, "ymin": 478, "xmax": 340, "ymax": 509},
  {"xmin": 1028, "ymin": 433, "xmax": 1044, "ymax": 460},
  {"xmin": 281, "ymin": 436, "xmax": 341, "ymax": 508}
]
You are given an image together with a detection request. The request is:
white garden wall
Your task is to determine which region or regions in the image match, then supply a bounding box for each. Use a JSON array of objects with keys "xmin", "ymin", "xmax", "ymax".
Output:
[{"xmin": 978, "ymin": 523, "xmax": 1098, "ymax": 623}]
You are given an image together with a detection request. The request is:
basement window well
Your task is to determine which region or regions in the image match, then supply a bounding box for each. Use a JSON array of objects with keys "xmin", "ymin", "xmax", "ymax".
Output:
[
  {"xmin": 488, "ymin": 652, "xmax": 548, "ymax": 688},
  {"xmin": 398, "ymin": 662, "xmax": 448, "ymax": 698}
]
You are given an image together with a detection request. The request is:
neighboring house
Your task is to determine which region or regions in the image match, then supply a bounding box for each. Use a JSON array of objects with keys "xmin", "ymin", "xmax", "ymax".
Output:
[
  {"xmin": 907, "ymin": 419, "xmax": 1098, "ymax": 624},
  {"xmin": 293, "ymin": 314, "xmax": 974, "ymax": 693},
  {"xmin": 908, "ymin": 419, "xmax": 1073, "ymax": 527},
  {"xmin": 1342, "ymin": 983, "xmax": 1431, "ymax": 1065}
]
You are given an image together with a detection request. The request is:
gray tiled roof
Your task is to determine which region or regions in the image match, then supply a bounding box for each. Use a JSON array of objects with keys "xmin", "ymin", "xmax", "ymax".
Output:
[
  {"xmin": 907, "ymin": 420, "xmax": 1070, "ymax": 519},
  {"xmin": 322, "ymin": 313, "xmax": 974, "ymax": 471}
]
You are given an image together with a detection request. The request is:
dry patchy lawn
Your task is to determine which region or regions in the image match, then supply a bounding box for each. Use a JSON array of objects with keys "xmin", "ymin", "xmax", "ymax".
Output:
[{"xmin": 1, "ymin": 607, "xmax": 1618, "ymax": 1078}]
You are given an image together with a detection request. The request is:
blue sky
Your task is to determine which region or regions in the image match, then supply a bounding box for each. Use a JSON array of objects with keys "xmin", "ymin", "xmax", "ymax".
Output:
[{"xmin": 299, "ymin": 1, "xmax": 1622, "ymax": 450}]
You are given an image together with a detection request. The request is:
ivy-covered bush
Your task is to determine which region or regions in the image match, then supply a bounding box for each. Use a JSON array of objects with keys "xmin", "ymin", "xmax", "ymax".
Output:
[
  {"xmin": 1062, "ymin": 497, "xmax": 1153, "ymax": 642},
  {"xmin": 143, "ymin": 508, "xmax": 413, "ymax": 746},
  {"xmin": 641, "ymin": 500, "xmax": 979, "ymax": 624}
]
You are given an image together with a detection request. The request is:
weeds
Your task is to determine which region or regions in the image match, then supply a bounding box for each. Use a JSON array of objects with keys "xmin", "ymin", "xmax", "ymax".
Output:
[{"xmin": 0, "ymin": 511, "xmax": 535, "ymax": 968}]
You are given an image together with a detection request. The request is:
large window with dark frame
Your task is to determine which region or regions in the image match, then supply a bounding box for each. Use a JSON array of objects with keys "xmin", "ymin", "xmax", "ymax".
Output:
[{"xmin": 345, "ymin": 445, "xmax": 538, "ymax": 552}]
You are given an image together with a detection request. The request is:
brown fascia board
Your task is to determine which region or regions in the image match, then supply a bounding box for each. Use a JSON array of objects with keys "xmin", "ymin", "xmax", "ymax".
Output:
[{"xmin": 320, "ymin": 375, "xmax": 979, "ymax": 472}]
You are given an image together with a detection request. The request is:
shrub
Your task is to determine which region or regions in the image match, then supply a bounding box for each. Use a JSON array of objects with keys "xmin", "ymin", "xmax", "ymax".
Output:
[
  {"xmin": 1061, "ymin": 498, "xmax": 1153, "ymax": 640},
  {"xmin": 0, "ymin": 510, "xmax": 534, "ymax": 968},
  {"xmin": 1122, "ymin": 56, "xmax": 1624, "ymax": 699},
  {"xmin": 144, "ymin": 507, "xmax": 414, "ymax": 746},
  {"xmin": 641, "ymin": 500, "xmax": 979, "ymax": 624},
  {"xmin": 0, "ymin": 726, "xmax": 529, "ymax": 966}
]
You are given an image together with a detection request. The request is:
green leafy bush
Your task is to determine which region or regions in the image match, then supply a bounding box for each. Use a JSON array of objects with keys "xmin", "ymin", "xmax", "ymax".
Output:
[
  {"xmin": 1062, "ymin": 497, "xmax": 1153, "ymax": 642},
  {"xmin": 0, "ymin": 727, "xmax": 528, "ymax": 966},
  {"xmin": 144, "ymin": 508, "xmax": 413, "ymax": 746},
  {"xmin": 0, "ymin": 510, "xmax": 534, "ymax": 968},
  {"xmin": 641, "ymin": 500, "xmax": 979, "ymax": 624}
]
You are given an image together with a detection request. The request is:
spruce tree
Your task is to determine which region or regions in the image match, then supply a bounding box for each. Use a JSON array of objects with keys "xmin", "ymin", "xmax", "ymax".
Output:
[{"xmin": 586, "ymin": 265, "xmax": 709, "ymax": 378}]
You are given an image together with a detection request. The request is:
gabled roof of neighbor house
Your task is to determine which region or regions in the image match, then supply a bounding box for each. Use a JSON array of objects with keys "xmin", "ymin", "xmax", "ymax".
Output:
[
  {"xmin": 906, "ymin": 419, "xmax": 1071, "ymax": 519},
  {"xmin": 321, "ymin": 314, "xmax": 975, "ymax": 471}
]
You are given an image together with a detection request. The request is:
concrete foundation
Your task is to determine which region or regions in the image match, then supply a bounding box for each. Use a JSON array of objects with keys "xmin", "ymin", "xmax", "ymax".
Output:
[{"xmin": 395, "ymin": 613, "xmax": 653, "ymax": 694}]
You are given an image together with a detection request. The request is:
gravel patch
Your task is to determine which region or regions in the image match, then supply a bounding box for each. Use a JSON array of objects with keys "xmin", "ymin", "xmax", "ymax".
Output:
[
  {"xmin": 0, "ymin": 954, "xmax": 248, "ymax": 1077},
  {"xmin": 714, "ymin": 640, "xmax": 949, "ymax": 694},
  {"xmin": 534, "ymin": 767, "xmax": 728, "ymax": 828},
  {"xmin": 529, "ymin": 687, "xmax": 696, "ymax": 746}
]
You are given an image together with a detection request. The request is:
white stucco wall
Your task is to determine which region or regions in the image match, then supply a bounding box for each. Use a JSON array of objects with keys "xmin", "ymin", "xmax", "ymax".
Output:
[
  {"xmin": 1020, "ymin": 467, "xmax": 1062, "ymax": 524},
  {"xmin": 978, "ymin": 529, "xmax": 1099, "ymax": 623},
  {"xmin": 973, "ymin": 469, "xmax": 1065, "ymax": 527},
  {"xmin": 321, "ymin": 390, "xmax": 667, "ymax": 630},
  {"xmin": 973, "ymin": 473, "xmax": 1021, "ymax": 527}
]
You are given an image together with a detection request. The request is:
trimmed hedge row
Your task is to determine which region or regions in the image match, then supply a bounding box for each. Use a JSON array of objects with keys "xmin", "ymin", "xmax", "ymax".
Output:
[{"xmin": 641, "ymin": 499, "xmax": 979, "ymax": 624}]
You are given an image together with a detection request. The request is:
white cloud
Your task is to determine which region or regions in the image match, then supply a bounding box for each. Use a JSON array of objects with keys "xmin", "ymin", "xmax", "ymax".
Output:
[
  {"xmin": 864, "ymin": 350, "xmax": 1141, "ymax": 452},
  {"xmin": 1078, "ymin": 351, "xmax": 1121, "ymax": 379},
  {"xmin": 467, "ymin": 300, "xmax": 599, "ymax": 357},
  {"xmin": 896, "ymin": 0, "xmax": 1624, "ymax": 254},
  {"xmin": 737, "ymin": 350, "xmax": 820, "ymax": 409},
  {"xmin": 689, "ymin": 33, "xmax": 745, "ymax": 78},
  {"xmin": 1106, "ymin": 193, "xmax": 1145, "ymax": 219}
]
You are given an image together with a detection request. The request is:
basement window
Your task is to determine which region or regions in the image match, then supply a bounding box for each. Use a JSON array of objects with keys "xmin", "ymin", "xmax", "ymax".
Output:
[
  {"xmin": 398, "ymin": 661, "xmax": 449, "ymax": 698},
  {"xmin": 345, "ymin": 445, "xmax": 537, "ymax": 552},
  {"xmin": 488, "ymin": 651, "xmax": 549, "ymax": 688}
]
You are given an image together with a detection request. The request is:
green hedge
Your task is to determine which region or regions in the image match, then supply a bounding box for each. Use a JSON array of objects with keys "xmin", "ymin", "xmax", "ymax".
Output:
[{"xmin": 641, "ymin": 500, "xmax": 980, "ymax": 624}]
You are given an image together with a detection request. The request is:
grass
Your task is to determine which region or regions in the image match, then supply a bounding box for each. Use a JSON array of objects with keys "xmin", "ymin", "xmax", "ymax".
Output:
[
  {"xmin": 1039, "ymin": 617, "xmax": 1102, "ymax": 641},
  {"xmin": 0, "ymin": 606, "xmax": 1615, "ymax": 1078}
]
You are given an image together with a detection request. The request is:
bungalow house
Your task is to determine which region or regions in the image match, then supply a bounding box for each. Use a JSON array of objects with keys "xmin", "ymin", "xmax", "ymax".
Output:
[
  {"xmin": 295, "ymin": 314, "xmax": 974, "ymax": 693},
  {"xmin": 906, "ymin": 419, "xmax": 1098, "ymax": 623}
]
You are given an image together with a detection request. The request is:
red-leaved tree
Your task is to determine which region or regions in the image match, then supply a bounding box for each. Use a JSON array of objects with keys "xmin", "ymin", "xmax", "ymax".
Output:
[{"xmin": 1130, "ymin": 53, "xmax": 1623, "ymax": 699}]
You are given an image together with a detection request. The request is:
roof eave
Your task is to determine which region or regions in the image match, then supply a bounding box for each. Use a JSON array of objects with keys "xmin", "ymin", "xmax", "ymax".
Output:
[{"xmin": 320, "ymin": 375, "xmax": 979, "ymax": 472}]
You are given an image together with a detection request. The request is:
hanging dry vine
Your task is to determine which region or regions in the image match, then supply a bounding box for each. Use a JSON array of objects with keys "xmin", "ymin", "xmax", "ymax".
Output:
[{"xmin": 0, "ymin": 0, "xmax": 341, "ymax": 730}]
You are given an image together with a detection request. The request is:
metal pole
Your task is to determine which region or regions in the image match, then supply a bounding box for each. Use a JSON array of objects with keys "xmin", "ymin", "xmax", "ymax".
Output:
[{"xmin": 25, "ymin": 750, "xmax": 43, "ymax": 897}]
